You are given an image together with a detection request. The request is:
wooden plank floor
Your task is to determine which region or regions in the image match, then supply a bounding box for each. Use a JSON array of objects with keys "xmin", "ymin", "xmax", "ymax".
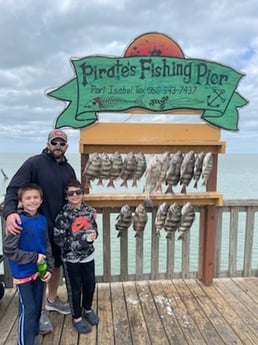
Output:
[{"xmin": 1, "ymin": 277, "xmax": 258, "ymax": 345}]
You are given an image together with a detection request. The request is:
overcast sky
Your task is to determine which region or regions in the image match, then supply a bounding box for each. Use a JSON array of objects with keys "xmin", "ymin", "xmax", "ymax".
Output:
[{"xmin": 0, "ymin": 0, "xmax": 257, "ymax": 154}]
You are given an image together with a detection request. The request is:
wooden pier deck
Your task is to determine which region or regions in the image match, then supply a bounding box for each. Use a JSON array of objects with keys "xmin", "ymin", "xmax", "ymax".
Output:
[{"xmin": 1, "ymin": 277, "xmax": 258, "ymax": 345}]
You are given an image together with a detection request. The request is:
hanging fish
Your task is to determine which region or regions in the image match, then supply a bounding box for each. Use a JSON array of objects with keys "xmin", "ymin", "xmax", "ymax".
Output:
[
  {"xmin": 155, "ymin": 152, "xmax": 171, "ymax": 192},
  {"xmin": 132, "ymin": 152, "xmax": 147, "ymax": 187},
  {"xmin": 133, "ymin": 203, "xmax": 148, "ymax": 238},
  {"xmin": 107, "ymin": 151, "xmax": 123, "ymax": 188},
  {"xmin": 165, "ymin": 151, "xmax": 184, "ymax": 194},
  {"xmin": 154, "ymin": 202, "xmax": 169, "ymax": 237},
  {"xmin": 177, "ymin": 202, "xmax": 195, "ymax": 240},
  {"xmin": 120, "ymin": 152, "xmax": 137, "ymax": 188},
  {"xmin": 97, "ymin": 153, "xmax": 112, "ymax": 186},
  {"xmin": 115, "ymin": 204, "xmax": 133, "ymax": 238},
  {"xmin": 202, "ymin": 152, "xmax": 213, "ymax": 187},
  {"xmin": 164, "ymin": 202, "xmax": 182, "ymax": 240},
  {"xmin": 179, "ymin": 151, "xmax": 195, "ymax": 194},
  {"xmin": 83, "ymin": 152, "xmax": 102, "ymax": 189},
  {"xmin": 193, "ymin": 152, "xmax": 205, "ymax": 189},
  {"xmin": 143, "ymin": 155, "xmax": 162, "ymax": 208}
]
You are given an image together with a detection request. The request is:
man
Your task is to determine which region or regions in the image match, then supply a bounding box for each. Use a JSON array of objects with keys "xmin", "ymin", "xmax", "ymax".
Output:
[{"xmin": 3, "ymin": 129, "xmax": 77, "ymax": 335}]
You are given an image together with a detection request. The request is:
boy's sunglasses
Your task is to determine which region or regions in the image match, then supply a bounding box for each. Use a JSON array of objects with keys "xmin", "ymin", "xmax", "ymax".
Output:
[
  {"xmin": 50, "ymin": 140, "xmax": 66, "ymax": 147},
  {"xmin": 66, "ymin": 189, "xmax": 84, "ymax": 196}
]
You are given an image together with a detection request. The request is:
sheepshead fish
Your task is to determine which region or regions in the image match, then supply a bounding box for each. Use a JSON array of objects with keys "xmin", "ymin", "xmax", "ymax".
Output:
[
  {"xmin": 107, "ymin": 151, "xmax": 124, "ymax": 188},
  {"xmin": 132, "ymin": 152, "xmax": 147, "ymax": 187},
  {"xmin": 193, "ymin": 152, "xmax": 205, "ymax": 189},
  {"xmin": 179, "ymin": 151, "xmax": 195, "ymax": 194},
  {"xmin": 115, "ymin": 204, "xmax": 133, "ymax": 238},
  {"xmin": 133, "ymin": 203, "xmax": 148, "ymax": 238},
  {"xmin": 164, "ymin": 202, "xmax": 182, "ymax": 240},
  {"xmin": 155, "ymin": 202, "xmax": 169, "ymax": 237},
  {"xmin": 97, "ymin": 153, "xmax": 112, "ymax": 186},
  {"xmin": 202, "ymin": 152, "xmax": 213, "ymax": 186},
  {"xmin": 143, "ymin": 155, "xmax": 162, "ymax": 208},
  {"xmin": 83, "ymin": 152, "xmax": 102, "ymax": 188},
  {"xmin": 155, "ymin": 152, "xmax": 171, "ymax": 192},
  {"xmin": 120, "ymin": 152, "xmax": 137, "ymax": 188},
  {"xmin": 178, "ymin": 202, "xmax": 195, "ymax": 240},
  {"xmin": 165, "ymin": 151, "xmax": 183, "ymax": 194}
]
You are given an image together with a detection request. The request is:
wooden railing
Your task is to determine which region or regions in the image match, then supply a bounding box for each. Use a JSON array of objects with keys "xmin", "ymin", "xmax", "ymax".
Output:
[{"xmin": 1, "ymin": 200, "xmax": 258, "ymax": 288}]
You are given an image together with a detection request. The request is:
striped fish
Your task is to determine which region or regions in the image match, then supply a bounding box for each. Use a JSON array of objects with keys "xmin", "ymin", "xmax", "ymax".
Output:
[
  {"xmin": 177, "ymin": 202, "xmax": 195, "ymax": 240},
  {"xmin": 164, "ymin": 202, "xmax": 182, "ymax": 240},
  {"xmin": 154, "ymin": 202, "xmax": 169, "ymax": 237},
  {"xmin": 115, "ymin": 204, "xmax": 133, "ymax": 238},
  {"xmin": 202, "ymin": 152, "xmax": 213, "ymax": 186}
]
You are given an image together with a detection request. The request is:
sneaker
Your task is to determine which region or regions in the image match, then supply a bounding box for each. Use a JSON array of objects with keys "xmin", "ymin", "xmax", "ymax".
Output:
[
  {"xmin": 39, "ymin": 310, "xmax": 53, "ymax": 335},
  {"xmin": 73, "ymin": 319, "xmax": 91, "ymax": 334},
  {"xmin": 46, "ymin": 296, "xmax": 71, "ymax": 315},
  {"xmin": 84, "ymin": 310, "xmax": 99, "ymax": 325}
]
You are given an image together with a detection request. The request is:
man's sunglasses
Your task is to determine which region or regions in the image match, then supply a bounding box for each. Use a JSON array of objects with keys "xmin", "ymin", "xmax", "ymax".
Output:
[
  {"xmin": 50, "ymin": 140, "xmax": 66, "ymax": 147},
  {"xmin": 66, "ymin": 190, "xmax": 84, "ymax": 196}
]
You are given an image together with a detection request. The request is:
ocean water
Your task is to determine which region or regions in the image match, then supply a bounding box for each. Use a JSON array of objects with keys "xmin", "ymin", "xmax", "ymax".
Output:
[
  {"xmin": 0, "ymin": 153, "xmax": 257, "ymax": 199},
  {"xmin": 0, "ymin": 153, "xmax": 258, "ymax": 276}
]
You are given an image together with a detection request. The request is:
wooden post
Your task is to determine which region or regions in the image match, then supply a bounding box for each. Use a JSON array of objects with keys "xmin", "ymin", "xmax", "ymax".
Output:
[
  {"xmin": 200, "ymin": 153, "xmax": 218, "ymax": 285},
  {"xmin": 81, "ymin": 153, "xmax": 89, "ymax": 193},
  {"xmin": 201, "ymin": 204, "xmax": 216, "ymax": 285}
]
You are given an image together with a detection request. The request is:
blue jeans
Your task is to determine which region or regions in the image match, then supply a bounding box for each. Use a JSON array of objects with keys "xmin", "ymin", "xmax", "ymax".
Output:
[{"xmin": 16, "ymin": 278, "xmax": 44, "ymax": 345}]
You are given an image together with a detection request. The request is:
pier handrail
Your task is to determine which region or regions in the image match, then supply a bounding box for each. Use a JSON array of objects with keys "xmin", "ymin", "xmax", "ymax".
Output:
[{"xmin": 1, "ymin": 199, "xmax": 258, "ymax": 287}]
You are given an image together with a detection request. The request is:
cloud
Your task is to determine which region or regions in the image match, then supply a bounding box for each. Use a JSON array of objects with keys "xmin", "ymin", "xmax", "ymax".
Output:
[{"xmin": 0, "ymin": 0, "xmax": 257, "ymax": 153}]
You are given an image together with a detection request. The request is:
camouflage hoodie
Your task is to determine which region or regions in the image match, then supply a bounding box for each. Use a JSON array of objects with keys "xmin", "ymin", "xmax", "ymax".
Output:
[{"xmin": 54, "ymin": 202, "xmax": 98, "ymax": 263}]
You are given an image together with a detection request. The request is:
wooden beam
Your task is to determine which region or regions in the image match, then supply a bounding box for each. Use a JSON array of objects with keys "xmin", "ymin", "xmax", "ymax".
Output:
[
  {"xmin": 83, "ymin": 192, "xmax": 223, "ymax": 208},
  {"xmin": 80, "ymin": 123, "xmax": 226, "ymax": 154}
]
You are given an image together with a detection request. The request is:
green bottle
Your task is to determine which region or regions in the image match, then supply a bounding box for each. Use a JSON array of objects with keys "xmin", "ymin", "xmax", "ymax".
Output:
[{"xmin": 37, "ymin": 259, "xmax": 47, "ymax": 279}]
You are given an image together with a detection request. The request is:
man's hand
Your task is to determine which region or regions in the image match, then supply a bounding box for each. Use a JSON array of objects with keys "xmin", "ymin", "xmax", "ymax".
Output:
[{"xmin": 5, "ymin": 213, "xmax": 22, "ymax": 235}]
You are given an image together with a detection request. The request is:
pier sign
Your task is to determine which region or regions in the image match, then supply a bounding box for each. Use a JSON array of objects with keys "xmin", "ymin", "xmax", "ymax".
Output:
[{"xmin": 47, "ymin": 32, "xmax": 248, "ymax": 131}]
